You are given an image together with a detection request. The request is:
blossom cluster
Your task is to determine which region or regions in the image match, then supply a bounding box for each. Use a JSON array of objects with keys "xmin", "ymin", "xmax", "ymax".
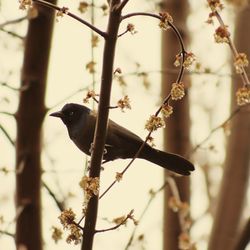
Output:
[
  {"xmin": 79, "ymin": 175, "xmax": 100, "ymax": 203},
  {"xmin": 159, "ymin": 12, "xmax": 173, "ymax": 30},
  {"xmin": 236, "ymin": 86, "xmax": 250, "ymax": 106},
  {"xmin": 58, "ymin": 208, "xmax": 82, "ymax": 245}
]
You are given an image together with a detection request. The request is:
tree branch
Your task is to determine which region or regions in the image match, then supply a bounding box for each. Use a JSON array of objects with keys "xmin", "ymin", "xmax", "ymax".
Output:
[
  {"xmin": 1, "ymin": 82, "xmax": 29, "ymax": 91},
  {"xmin": 42, "ymin": 181, "xmax": 65, "ymax": 212},
  {"xmin": 0, "ymin": 16, "xmax": 27, "ymax": 28},
  {"xmin": 213, "ymin": 11, "xmax": 250, "ymax": 86},
  {"xmin": 121, "ymin": 12, "xmax": 186, "ymax": 82},
  {"xmin": 116, "ymin": 0, "xmax": 130, "ymax": 11},
  {"xmin": 0, "ymin": 124, "xmax": 15, "ymax": 146},
  {"xmin": 81, "ymin": 1, "xmax": 122, "ymax": 249},
  {"xmin": 125, "ymin": 184, "xmax": 167, "ymax": 249},
  {"xmin": 33, "ymin": 0, "xmax": 107, "ymax": 38},
  {"xmin": 95, "ymin": 210, "xmax": 134, "ymax": 234},
  {"xmin": 99, "ymin": 12, "xmax": 188, "ymax": 199},
  {"xmin": 187, "ymin": 106, "xmax": 243, "ymax": 157},
  {"xmin": 0, "ymin": 28, "xmax": 24, "ymax": 39},
  {"xmin": 0, "ymin": 229, "xmax": 14, "ymax": 238}
]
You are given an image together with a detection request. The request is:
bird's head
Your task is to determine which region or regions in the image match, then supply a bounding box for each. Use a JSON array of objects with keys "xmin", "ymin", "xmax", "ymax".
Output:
[{"xmin": 50, "ymin": 103, "xmax": 91, "ymax": 127}]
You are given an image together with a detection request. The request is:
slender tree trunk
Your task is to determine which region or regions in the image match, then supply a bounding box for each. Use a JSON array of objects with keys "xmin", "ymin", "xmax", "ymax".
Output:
[
  {"xmin": 15, "ymin": 2, "xmax": 56, "ymax": 250},
  {"xmin": 81, "ymin": 1, "xmax": 122, "ymax": 249},
  {"xmin": 161, "ymin": 1, "xmax": 191, "ymax": 249},
  {"xmin": 208, "ymin": 4, "xmax": 250, "ymax": 250}
]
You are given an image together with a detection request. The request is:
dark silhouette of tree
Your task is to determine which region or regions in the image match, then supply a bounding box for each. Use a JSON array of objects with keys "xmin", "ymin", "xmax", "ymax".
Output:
[
  {"xmin": 15, "ymin": 1, "xmax": 56, "ymax": 249},
  {"xmin": 161, "ymin": 0, "xmax": 191, "ymax": 249},
  {"xmin": 208, "ymin": 3, "xmax": 250, "ymax": 250}
]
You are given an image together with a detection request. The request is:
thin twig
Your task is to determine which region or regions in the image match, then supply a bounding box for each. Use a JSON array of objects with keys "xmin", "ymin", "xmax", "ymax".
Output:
[
  {"xmin": 187, "ymin": 106, "xmax": 243, "ymax": 157},
  {"xmin": 0, "ymin": 230, "xmax": 14, "ymax": 238},
  {"xmin": 118, "ymin": 29, "xmax": 129, "ymax": 37},
  {"xmin": 0, "ymin": 16, "xmax": 27, "ymax": 28},
  {"xmin": 42, "ymin": 181, "xmax": 65, "ymax": 212},
  {"xmin": 0, "ymin": 124, "xmax": 15, "ymax": 145},
  {"xmin": 99, "ymin": 13, "xmax": 187, "ymax": 199},
  {"xmin": 121, "ymin": 12, "xmax": 185, "ymax": 52},
  {"xmin": 90, "ymin": 0, "xmax": 98, "ymax": 110},
  {"xmin": 0, "ymin": 28, "xmax": 24, "ymax": 39},
  {"xmin": 125, "ymin": 184, "xmax": 167, "ymax": 249},
  {"xmin": 118, "ymin": 67, "xmax": 250, "ymax": 79},
  {"xmin": 0, "ymin": 111, "xmax": 15, "ymax": 117},
  {"xmin": 121, "ymin": 12, "xmax": 186, "ymax": 83},
  {"xmin": 95, "ymin": 210, "xmax": 133, "ymax": 234},
  {"xmin": 47, "ymin": 86, "xmax": 89, "ymax": 111},
  {"xmin": 1, "ymin": 82, "xmax": 29, "ymax": 91},
  {"xmin": 116, "ymin": 0, "xmax": 130, "ymax": 12},
  {"xmin": 212, "ymin": 10, "xmax": 249, "ymax": 86},
  {"xmin": 33, "ymin": 0, "xmax": 107, "ymax": 38},
  {"xmin": 166, "ymin": 177, "xmax": 188, "ymax": 232}
]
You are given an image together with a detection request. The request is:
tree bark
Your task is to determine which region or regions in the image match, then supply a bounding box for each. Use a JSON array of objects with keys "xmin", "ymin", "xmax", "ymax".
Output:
[
  {"xmin": 208, "ymin": 4, "xmax": 250, "ymax": 250},
  {"xmin": 15, "ymin": 2, "xmax": 56, "ymax": 250},
  {"xmin": 161, "ymin": 1, "xmax": 191, "ymax": 249},
  {"xmin": 81, "ymin": 1, "xmax": 122, "ymax": 249}
]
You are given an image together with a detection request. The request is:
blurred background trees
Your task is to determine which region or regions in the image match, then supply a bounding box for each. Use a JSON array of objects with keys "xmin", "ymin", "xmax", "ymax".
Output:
[{"xmin": 0, "ymin": 0, "xmax": 249, "ymax": 250}]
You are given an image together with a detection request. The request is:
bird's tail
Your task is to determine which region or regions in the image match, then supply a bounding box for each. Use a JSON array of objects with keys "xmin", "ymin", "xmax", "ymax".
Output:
[{"xmin": 140, "ymin": 145, "xmax": 194, "ymax": 176}]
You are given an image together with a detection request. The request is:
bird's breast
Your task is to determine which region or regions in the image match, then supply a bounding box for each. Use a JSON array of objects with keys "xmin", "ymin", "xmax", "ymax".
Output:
[{"xmin": 67, "ymin": 125, "xmax": 93, "ymax": 156}]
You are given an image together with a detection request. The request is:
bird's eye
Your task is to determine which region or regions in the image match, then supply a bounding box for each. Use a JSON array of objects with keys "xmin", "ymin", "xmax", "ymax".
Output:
[{"xmin": 69, "ymin": 111, "xmax": 74, "ymax": 116}]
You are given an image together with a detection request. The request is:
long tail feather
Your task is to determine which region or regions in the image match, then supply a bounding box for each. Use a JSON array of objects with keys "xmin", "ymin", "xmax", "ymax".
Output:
[{"xmin": 140, "ymin": 146, "xmax": 194, "ymax": 176}]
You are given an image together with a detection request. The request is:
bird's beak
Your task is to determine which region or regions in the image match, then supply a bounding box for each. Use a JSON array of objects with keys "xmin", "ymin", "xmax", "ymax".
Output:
[{"xmin": 50, "ymin": 111, "xmax": 64, "ymax": 118}]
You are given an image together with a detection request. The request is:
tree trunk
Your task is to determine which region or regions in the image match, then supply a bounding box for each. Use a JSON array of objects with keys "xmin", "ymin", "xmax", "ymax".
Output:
[
  {"xmin": 161, "ymin": 1, "xmax": 191, "ymax": 249},
  {"xmin": 208, "ymin": 4, "xmax": 250, "ymax": 250},
  {"xmin": 15, "ymin": 2, "xmax": 56, "ymax": 250}
]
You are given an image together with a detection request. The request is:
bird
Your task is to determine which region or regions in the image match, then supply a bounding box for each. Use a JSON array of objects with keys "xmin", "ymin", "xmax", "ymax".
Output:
[{"xmin": 50, "ymin": 103, "xmax": 194, "ymax": 176}]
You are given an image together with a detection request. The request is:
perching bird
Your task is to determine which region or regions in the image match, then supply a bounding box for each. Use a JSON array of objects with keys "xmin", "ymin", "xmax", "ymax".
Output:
[{"xmin": 50, "ymin": 103, "xmax": 194, "ymax": 175}]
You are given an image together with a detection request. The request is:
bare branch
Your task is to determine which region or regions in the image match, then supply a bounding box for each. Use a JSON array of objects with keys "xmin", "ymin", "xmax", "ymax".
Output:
[
  {"xmin": 99, "ymin": 15, "xmax": 188, "ymax": 199},
  {"xmin": 77, "ymin": 12, "xmax": 189, "ymax": 232},
  {"xmin": 187, "ymin": 106, "xmax": 244, "ymax": 157},
  {"xmin": 1, "ymin": 82, "xmax": 29, "ymax": 91},
  {"xmin": 121, "ymin": 12, "xmax": 186, "ymax": 82},
  {"xmin": 0, "ymin": 124, "xmax": 15, "ymax": 146},
  {"xmin": 166, "ymin": 177, "xmax": 190, "ymax": 233},
  {"xmin": 0, "ymin": 229, "xmax": 14, "ymax": 238},
  {"xmin": 125, "ymin": 184, "xmax": 167, "ymax": 249},
  {"xmin": 0, "ymin": 16, "xmax": 27, "ymax": 28},
  {"xmin": 47, "ymin": 86, "xmax": 89, "ymax": 112},
  {"xmin": 95, "ymin": 210, "xmax": 134, "ymax": 234},
  {"xmin": 121, "ymin": 12, "xmax": 185, "ymax": 53},
  {"xmin": 213, "ymin": 11, "xmax": 250, "ymax": 86},
  {"xmin": 0, "ymin": 28, "xmax": 24, "ymax": 39},
  {"xmin": 33, "ymin": 0, "xmax": 107, "ymax": 38},
  {"xmin": 116, "ymin": 0, "xmax": 130, "ymax": 12},
  {"xmin": 0, "ymin": 111, "xmax": 15, "ymax": 117},
  {"xmin": 81, "ymin": 1, "xmax": 122, "ymax": 248},
  {"xmin": 42, "ymin": 181, "xmax": 65, "ymax": 212}
]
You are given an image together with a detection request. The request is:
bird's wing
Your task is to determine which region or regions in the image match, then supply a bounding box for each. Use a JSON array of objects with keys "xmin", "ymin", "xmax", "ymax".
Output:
[{"xmin": 106, "ymin": 119, "xmax": 143, "ymax": 147}]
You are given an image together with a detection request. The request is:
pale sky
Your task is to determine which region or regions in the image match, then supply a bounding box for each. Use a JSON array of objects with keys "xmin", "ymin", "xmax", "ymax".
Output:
[{"xmin": 1, "ymin": 1, "xmax": 249, "ymax": 250}]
